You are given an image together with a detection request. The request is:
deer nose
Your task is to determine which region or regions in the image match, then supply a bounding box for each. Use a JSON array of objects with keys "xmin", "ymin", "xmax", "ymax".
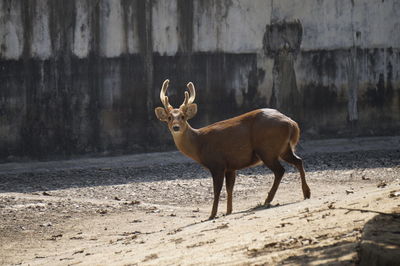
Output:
[{"xmin": 172, "ymin": 125, "xmax": 180, "ymax": 132}]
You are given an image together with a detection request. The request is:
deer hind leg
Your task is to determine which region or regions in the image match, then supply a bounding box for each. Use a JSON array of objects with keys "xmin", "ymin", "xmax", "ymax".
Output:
[
  {"xmin": 281, "ymin": 145, "xmax": 311, "ymax": 199},
  {"xmin": 209, "ymin": 169, "xmax": 225, "ymax": 220},
  {"xmin": 225, "ymin": 170, "xmax": 236, "ymax": 215},
  {"xmin": 256, "ymin": 151, "xmax": 285, "ymax": 206}
]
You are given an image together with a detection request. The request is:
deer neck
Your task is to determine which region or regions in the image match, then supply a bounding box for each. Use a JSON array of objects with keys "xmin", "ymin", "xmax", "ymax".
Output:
[{"xmin": 172, "ymin": 124, "xmax": 200, "ymax": 163}]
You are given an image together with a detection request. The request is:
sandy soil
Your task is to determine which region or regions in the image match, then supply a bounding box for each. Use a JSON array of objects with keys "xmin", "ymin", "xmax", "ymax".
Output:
[{"xmin": 0, "ymin": 137, "xmax": 399, "ymax": 265}]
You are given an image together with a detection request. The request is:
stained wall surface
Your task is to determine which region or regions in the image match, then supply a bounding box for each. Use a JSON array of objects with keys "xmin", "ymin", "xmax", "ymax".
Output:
[{"xmin": 1, "ymin": 0, "xmax": 399, "ymax": 160}]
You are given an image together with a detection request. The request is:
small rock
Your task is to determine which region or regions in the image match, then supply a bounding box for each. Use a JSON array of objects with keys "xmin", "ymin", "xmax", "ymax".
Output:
[
  {"xmin": 97, "ymin": 209, "xmax": 107, "ymax": 215},
  {"xmin": 389, "ymin": 191, "xmax": 400, "ymax": 198},
  {"xmin": 40, "ymin": 222, "xmax": 52, "ymax": 227},
  {"xmin": 276, "ymin": 222, "xmax": 293, "ymax": 228},
  {"xmin": 346, "ymin": 189, "xmax": 354, "ymax": 194},
  {"xmin": 361, "ymin": 175, "xmax": 370, "ymax": 180},
  {"xmin": 327, "ymin": 202, "xmax": 335, "ymax": 209},
  {"xmin": 126, "ymin": 200, "xmax": 140, "ymax": 205},
  {"xmin": 377, "ymin": 181, "xmax": 387, "ymax": 188},
  {"xmin": 146, "ymin": 206, "xmax": 159, "ymax": 213}
]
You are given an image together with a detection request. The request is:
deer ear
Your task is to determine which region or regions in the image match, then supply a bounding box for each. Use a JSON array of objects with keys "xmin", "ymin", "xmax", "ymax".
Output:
[
  {"xmin": 155, "ymin": 107, "xmax": 169, "ymax": 121},
  {"xmin": 184, "ymin": 103, "xmax": 197, "ymax": 120}
]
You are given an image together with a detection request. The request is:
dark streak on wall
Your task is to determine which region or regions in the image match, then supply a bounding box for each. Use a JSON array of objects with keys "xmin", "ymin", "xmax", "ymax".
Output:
[
  {"xmin": 263, "ymin": 20, "xmax": 303, "ymax": 120},
  {"xmin": 177, "ymin": 0, "xmax": 193, "ymax": 54}
]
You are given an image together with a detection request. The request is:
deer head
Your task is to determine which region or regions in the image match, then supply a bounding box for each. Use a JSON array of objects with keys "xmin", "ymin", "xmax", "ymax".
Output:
[{"xmin": 155, "ymin": 79, "xmax": 197, "ymax": 134}]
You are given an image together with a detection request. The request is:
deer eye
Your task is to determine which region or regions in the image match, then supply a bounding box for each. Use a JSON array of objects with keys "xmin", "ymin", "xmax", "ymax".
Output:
[
  {"xmin": 181, "ymin": 115, "xmax": 185, "ymax": 120},
  {"xmin": 168, "ymin": 116, "xmax": 172, "ymax": 121}
]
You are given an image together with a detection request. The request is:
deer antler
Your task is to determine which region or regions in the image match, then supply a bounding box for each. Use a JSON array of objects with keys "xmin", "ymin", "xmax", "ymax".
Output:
[
  {"xmin": 160, "ymin": 79, "xmax": 172, "ymax": 110},
  {"xmin": 180, "ymin": 82, "xmax": 196, "ymax": 108},
  {"xmin": 187, "ymin": 82, "xmax": 196, "ymax": 104}
]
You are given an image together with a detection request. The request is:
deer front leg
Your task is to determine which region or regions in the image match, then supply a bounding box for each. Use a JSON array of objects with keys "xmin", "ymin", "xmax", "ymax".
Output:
[
  {"xmin": 225, "ymin": 170, "xmax": 236, "ymax": 215},
  {"xmin": 209, "ymin": 169, "xmax": 225, "ymax": 220}
]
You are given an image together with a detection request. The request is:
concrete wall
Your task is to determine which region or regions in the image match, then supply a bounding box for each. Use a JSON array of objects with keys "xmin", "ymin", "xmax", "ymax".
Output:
[{"xmin": 1, "ymin": 0, "xmax": 399, "ymax": 160}]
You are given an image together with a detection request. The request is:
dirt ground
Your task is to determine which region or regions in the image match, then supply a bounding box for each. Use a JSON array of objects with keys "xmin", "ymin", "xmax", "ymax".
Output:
[{"xmin": 0, "ymin": 137, "xmax": 399, "ymax": 265}]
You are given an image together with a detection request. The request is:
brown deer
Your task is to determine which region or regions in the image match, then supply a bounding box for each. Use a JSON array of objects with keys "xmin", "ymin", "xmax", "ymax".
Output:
[{"xmin": 155, "ymin": 79, "xmax": 310, "ymax": 219}]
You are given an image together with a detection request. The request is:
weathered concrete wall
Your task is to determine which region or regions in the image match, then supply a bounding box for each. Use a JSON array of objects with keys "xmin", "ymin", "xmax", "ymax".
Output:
[{"xmin": 0, "ymin": 0, "xmax": 399, "ymax": 160}]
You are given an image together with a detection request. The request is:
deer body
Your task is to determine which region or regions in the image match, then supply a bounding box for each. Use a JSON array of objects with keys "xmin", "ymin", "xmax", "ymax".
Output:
[
  {"xmin": 173, "ymin": 109, "xmax": 293, "ymax": 170},
  {"xmin": 155, "ymin": 80, "xmax": 311, "ymax": 219}
]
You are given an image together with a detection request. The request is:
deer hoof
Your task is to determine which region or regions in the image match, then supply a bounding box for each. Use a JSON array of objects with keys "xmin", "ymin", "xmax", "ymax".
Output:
[
  {"xmin": 302, "ymin": 183, "xmax": 311, "ymax": 198},
  {"xmin": 303, "ymin": 189, "xmax": 311, "ymax": 199},
  {"xmin": 263, "ymin": 202, "xmax": 272, "ymax": 208}
]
